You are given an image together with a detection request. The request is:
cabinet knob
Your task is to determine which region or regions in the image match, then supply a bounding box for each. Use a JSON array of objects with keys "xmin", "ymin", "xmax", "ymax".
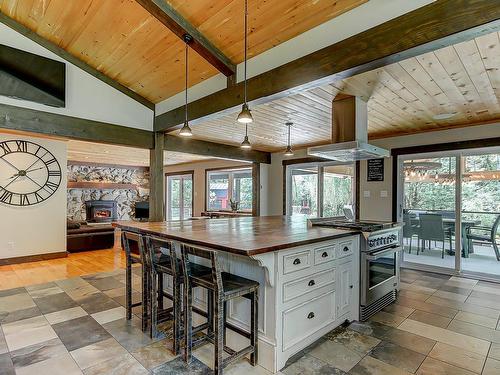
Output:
[
  {"xmin": 321, "ymin": 251, "xmax": 328, "ymax": 258},
  {"xmin": 293, "ymin": 258, "xmax": 301, "ymax": 265},
  {"xmin": 308, "ymin": 280, "xmax": 315, "ymax": 287},
  {"xmin": 307, "ymin": 312, "xmax": 315, "ymax": 319},
  {"xmin": 343, "ymin": 246, "xmax": 349, "ymax": 252},
  {"xmin": 350, "ymin": 285, "xmax": 354, "ymax": 289}
]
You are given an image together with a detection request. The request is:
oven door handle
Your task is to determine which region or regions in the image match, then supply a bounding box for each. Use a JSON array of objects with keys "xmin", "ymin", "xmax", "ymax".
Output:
[{"xmin": 365, "ymin": 246, "xmax": 402, "ymax": 261}]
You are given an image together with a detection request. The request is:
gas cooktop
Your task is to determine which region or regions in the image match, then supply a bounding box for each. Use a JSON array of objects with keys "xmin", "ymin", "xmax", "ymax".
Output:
[{"xmin": 309, "ymin": 218, "xmax": 399, "ymax": 232}]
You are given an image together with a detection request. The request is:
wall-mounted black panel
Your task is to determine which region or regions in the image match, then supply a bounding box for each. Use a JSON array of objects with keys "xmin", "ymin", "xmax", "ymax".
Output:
[{"xmin": 0, "ymin": 44, "xmax": 65, "ymax": 107}]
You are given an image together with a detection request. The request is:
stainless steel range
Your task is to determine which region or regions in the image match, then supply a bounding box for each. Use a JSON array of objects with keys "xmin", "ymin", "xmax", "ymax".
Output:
[{"xmin": 309, "ymin": 218, "xmax": 403, "ymax": 321}]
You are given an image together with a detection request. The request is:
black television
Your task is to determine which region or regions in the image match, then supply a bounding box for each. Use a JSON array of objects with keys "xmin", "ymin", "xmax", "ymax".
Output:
[
  {"xmin": 135, "ymin": 201, "xmax": 149, "ymax": 220},
  {"xmin": 0, "ymin": 44, "xmax": 66, "ymax": 107}
]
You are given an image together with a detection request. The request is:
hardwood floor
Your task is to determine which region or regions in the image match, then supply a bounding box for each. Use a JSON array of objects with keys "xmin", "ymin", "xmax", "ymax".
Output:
[{"xmin": 0, "ymin": 237, "xmax": 125, "ymax": 291}]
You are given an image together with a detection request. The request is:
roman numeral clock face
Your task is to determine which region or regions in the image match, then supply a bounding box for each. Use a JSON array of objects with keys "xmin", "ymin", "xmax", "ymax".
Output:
[{"xmin": 0, "ymin": 140, "xmax": 62, "ymax": 206}]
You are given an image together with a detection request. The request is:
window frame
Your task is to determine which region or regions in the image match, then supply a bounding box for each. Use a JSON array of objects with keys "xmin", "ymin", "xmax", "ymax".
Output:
[{"xmin": 205, "ymin": 166, "xmax": 254, "ymax": 213}]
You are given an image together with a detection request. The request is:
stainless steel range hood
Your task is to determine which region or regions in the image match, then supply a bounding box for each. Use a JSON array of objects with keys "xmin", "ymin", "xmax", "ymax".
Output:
[{"xmin": 308, "ymin": 95, "xmax": 389, "ymax": 162}]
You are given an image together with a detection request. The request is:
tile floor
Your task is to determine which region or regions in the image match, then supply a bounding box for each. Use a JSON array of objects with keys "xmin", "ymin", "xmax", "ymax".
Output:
[{"xmin": 1, "ymin": 268, "xmax": 500, "ymax": 374}]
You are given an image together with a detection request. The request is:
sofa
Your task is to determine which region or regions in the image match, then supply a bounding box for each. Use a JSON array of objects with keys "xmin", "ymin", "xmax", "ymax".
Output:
[{"xmin": 67, "ymin": 220, "xmax": 115, "ymax": 253}]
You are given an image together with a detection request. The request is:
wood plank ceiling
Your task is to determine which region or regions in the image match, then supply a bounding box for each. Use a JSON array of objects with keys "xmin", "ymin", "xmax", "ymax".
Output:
[
  {"xmin": 67, "ymin": 140, "xmax": 214, "ymax": 167},
  {"xmin": 0, "ymin": 0, "xmax": 366, "ymax": 102},
  {"xmin": 181, "ymin": 31, "xmax": 500, "ymax": 151}
]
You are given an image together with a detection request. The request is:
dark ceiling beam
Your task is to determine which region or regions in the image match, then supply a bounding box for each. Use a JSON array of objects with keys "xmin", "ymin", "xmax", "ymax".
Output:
[
  {"xmin": 0, "ymin": 12, "xmax": 155, "ymax": 110},
  {"xmin": 135, "ymin": 0, "xmax": 236, "ymax": 77},
  {"xmin": 164, "ymin": 135, "xmax": 271, "ymax": 164},
  {"xmin": 155, "ymin": 0, "xmax": 500, "ymax": 132},
  {"xmin": 0, "ymin": 103, "xmax": 154, "ymax": 149}
]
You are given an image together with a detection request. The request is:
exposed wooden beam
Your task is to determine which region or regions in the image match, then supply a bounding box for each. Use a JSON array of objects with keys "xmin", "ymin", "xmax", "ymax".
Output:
[
  {"xmin": 0, "ymin": 12, "xmax": 155, "ymax": 110},
  {"xmin": 0, "ymin": 103, "xmax": 153, "ymax": 149},
  {"xmin": 155, "ymin": 0, "xmax": 500, "ymax": 132},
  {"xmin": 149, "ymin": 132, "xmax": 165, "ymax": 221},
  {"xmin": 135, "ymin": 0, "xmax": 236, "ymax": 77},
  {"xmin": 163, "ymin": 135, "xmax": 271, "ymax": 164}
]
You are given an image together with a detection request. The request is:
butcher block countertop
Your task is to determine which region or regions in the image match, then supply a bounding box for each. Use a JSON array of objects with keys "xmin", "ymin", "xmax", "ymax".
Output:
[{"xmin": 113, "ymin": 215, "xmax": 358, "ymax": 256}]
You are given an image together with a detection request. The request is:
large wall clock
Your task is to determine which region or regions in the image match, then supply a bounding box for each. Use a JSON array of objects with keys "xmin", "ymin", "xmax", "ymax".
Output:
[{"xmin": 0, "ymin": 140, "xmax": 62, "ymax": 206}]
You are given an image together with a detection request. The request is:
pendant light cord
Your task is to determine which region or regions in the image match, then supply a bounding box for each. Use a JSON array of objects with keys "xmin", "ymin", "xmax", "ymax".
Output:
[
  {"xmin": 243, "ymin": 0, "xmax": 248, "ymax": 104},
  {"xmin": 185, "ymin": 41, "xmax": 188, "ymax": 124},
  {"xmin": 288, "ymin": 123, "xmax": 291, "ymax": 146}
]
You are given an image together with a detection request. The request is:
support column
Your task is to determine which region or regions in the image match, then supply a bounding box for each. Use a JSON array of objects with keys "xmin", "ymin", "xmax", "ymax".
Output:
[
  {"xmin": 149, "ymin": 131, "xmax": 165, "ymax": 221},
  {"xmin": 252, "ymin": 162, "xmax": 260, "ymax": 216}
]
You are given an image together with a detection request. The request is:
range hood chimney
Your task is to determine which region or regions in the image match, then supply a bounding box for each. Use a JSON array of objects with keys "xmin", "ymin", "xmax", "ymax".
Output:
[{"xmin": 308, "ymin": 95, "xmax": 389, "ymax": 162}]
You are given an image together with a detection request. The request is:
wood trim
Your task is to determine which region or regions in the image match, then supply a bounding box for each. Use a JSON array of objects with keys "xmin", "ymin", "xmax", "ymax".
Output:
[
  {"xmin": 0, "ymin": 103, "xmax": 154, "ymax": 149},
  {"xmin": 67, "ymin": 182, "xmax": 140, "ymax": 190},
  {"xmin": 391, "ymin": 137, "xmax": 500, "ymax": 156},
  {"xmin": 163, "ymin": 135, "xmax": 271, "ymax": 164},
  {"xmin": 164, "ymin": 170, "xmax": 195, "ymax": 219},
  {"xmin": 135, "ymin": 0, "xmax": 235, "ymax": 76},
  {"xmin": 0, "ymin": 13, "xmax": 154, "ymax": 110},
  {"xmin": 282, "ymin": 156, "xmax": 329, "ymax": 166},
  {"xmin": 252, "ymin": 162, "xmax": 260, "ymax": 216},
  {"xmin": 155, "ymin": 0, "xmax": 500, "ymax": 131},
  {"xmin": 392, "ymin": 156, "xmax": 399, "ymax": 223},
  {"xmin": 0, "ymin": 251, "xmax": 67, "ymax": 266},
  {"xmin": 68, "ymin": 161, "xmax": 149, "ymax": 171},
  {"xmin": 283, "ymin": 164, "xmax": 287, "ymax": 215}
]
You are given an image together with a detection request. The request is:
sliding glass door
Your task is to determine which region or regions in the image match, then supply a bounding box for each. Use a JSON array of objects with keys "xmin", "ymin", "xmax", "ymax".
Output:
[
  {"xmin": 397, "ymin": 148, "xmax": 500, "ymax": 278},
  {"xmin": 166, "ymin": 173, "xmax": 193, "ymax": 221}
]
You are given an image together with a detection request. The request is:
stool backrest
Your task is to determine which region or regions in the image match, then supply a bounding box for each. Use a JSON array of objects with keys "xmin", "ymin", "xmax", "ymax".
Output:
[
  {"xmin": 180, "ymin": 244, "xmax": 223, "ymax": 291},
  {"xmin": 144, "ymin": 236, "xmax": 178, "ymax": 276},
  {"xmin": 121, "ymin": 231, "xmax": 146, "ymax": 263}
]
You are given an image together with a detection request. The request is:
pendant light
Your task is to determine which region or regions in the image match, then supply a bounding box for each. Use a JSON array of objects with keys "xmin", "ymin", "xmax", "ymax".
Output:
[
  {"xmin": 237, "ymin": 0, "xmax": 253, "ymax": 124},
  {"xmin": 284, "ymin": 121, "xmax": 294, "ymax": 156},
  {"xmin": 241, "ymin": 124, "xmax": 251, "ymax": 149},
  {"xmin": 179, "ymin": 34, "xmax": 193, "ymax": 137}
]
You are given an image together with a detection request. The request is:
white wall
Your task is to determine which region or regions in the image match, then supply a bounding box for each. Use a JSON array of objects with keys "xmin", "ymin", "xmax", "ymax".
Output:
[
  {"xmin": 0, "ymin": 133, "xmax": 67, "ymax": 259},
  {"xmin": 0, "ymin": 23, "xmax": 153, "ymax": 130}
]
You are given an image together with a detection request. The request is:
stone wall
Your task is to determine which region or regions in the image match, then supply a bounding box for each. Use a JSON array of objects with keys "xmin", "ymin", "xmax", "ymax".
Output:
[{"xmin": 67, "ymin": 164, "xmax": 149, "ymax": 221}]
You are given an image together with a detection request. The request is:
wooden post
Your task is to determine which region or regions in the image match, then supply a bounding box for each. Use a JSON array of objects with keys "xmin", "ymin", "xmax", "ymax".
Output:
[
  {"xmin": 252, "ymin": 163, "xmax": 260, "ymax": 217},
  {"xmin": 149, "ymin": 132, "xmax": 165, "ymax": 221}
]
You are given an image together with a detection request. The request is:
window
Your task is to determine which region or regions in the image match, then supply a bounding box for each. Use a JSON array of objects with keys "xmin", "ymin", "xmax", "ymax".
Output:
[
  {"xmin": 166, "ymin": 173, "xmax": 193, "ymax": 220},
  {"xmin": 207, "ymin": 167, "xmax": 253, "ymax": 212},
  {"xmin": 287, "ymin": 162, "xmax": 355, "ymax": 218}
]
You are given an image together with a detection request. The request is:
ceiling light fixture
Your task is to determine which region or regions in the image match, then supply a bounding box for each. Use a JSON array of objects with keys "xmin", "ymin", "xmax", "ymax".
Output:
[
  {"xmin": 241, "ymin": 124, "xmax": 251, "ymax": 149},
  {"xmin": 237, "ymin": 0, "xmax": 253, "ymax": 125},
  {"xmin": 284, "ymin": 121, "xmax": 294, "ymax": 156},
  {"xmin": 432, "ymin": 112, "xmax": 456, "ymax": 120},
  {"xmin": 179, "ymin": 34, "xmax": 193, "ymax": 137}
]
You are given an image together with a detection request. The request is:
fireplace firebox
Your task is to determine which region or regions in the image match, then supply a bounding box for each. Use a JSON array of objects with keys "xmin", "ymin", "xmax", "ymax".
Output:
[{"xmin": 85, "ymin": 200, "xmax": 118, "ymax": 223}]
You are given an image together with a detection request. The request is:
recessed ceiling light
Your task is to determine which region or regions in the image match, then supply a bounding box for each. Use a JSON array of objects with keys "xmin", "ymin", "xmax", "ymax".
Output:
[{"xmin": 433, "ymin": 112, "xmax": 456, "ymax": 120}]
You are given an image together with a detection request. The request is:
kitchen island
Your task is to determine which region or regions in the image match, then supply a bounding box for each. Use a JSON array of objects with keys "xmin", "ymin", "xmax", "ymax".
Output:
[{"xmin": 114, "ymin": 216, "xmax": 360, "ymax": 373}]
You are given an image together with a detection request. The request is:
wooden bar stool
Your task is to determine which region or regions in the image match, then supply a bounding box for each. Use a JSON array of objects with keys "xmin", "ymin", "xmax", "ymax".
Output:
[
  {"xmin": 180, "ymin": 243, "xmax": 259, "ymax": 375},
  {"xmin": 121, "ymin": 231, "xmax": 149, "ymax": 331}
]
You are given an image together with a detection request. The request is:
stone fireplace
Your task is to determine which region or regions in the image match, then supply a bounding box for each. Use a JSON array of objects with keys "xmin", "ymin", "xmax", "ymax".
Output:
[{"xmin": 85, "ymin": 200, "xmax": 118, "ymax": 223}]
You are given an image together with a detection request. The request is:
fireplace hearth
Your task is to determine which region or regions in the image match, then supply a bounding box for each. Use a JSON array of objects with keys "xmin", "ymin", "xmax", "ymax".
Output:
[{"xmin": 85, "ymin": 200, "xmax": 118, "ymax": 223}]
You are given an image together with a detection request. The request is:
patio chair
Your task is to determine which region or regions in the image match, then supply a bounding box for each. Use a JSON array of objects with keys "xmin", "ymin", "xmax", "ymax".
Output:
[
  {"xmin": 418, "ymin": 213, "xmax": 453, "ymax": 259},
  {"xmin": 403, "ymin": 213, "xmax": 419, "ymax": 254},
  {"xmin": 466, "ymin": 215, "xmax": 500, "ymax": 261}
]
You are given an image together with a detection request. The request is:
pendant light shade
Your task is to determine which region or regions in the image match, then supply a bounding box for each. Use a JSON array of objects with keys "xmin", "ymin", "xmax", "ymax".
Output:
[
  {"xmin": 240, "ymin": 124, "xmax": 251, "ymax": 149},
  {"xmin": 237, "ymin": 0, "xmax": 253, "ymax": 124},
  {"xmin": 284, "ymin": 121, "xmax": 294, "ymax": 156},
  {"xmin": 180, "ymin": 34, "xmax": 193, "ymax": 137}
]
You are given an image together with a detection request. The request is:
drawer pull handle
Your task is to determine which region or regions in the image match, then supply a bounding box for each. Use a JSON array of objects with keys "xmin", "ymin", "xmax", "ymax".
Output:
[
  {"xmin": 308, "ymin": 280, "xmax": 315, "ymax": 287},
  {"xmin": 321, "ymin": 251, "xmax": 328, "ymax": 258},
  {"xmin": 307, "ymin": 312, "xmax": 315, "ymax": 319},
  {"xmin": 350, "ymin": 285, "xmax": 354, "ymax": 289},
  {"xmin": 343, "ymin": 246, "xmax": 349, "ymax": 252},
  {"xmin": 293, "ymin": 258, "xmax": 301, "ymax": 265}
]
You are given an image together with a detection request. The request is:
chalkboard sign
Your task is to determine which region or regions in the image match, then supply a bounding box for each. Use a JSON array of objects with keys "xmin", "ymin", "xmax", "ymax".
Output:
[{"xmin": 367, "ymin": 158, "xmax": 384, "ymax": 182}]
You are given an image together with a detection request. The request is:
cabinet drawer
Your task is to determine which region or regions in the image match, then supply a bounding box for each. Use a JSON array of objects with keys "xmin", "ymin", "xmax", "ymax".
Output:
[
  {"xmin": 283, "ymin": 269, "xmax": 335, "ymax": 303},
  {"xmin": 283, "ymin": 250, "xmax": 310, "ymax": 275},
  {"xmin": 314, "ymin": 245, "xmax": 336, "ymax": 265},
  {"xmin": 282, "ymin": 290, "xmax": 336, "ymax": 351},
  {"xmin": 337, "ymin": 239, "xmax": 353, "ymax": 259}
]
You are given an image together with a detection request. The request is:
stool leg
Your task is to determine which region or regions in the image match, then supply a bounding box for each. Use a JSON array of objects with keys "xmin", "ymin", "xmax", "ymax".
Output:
[
  {"xmin": 158, "ymin": 274, "xmax": 164, "ymax": 311},
  {"xmin": 183, "ymin": 283, "xmax": 193, "ymax": 363},
  {"xmin": 150, "ymin": 271, "xmax": 158, "ymax": 338},
  {"xmin": 250, "ymin": 290, "xmax": 258, "ymax": 366},
  {"xmin": 223, "ymin": 301, "xmax": 227, "ymax": 347},
  {"xmin": 141, "ymin": 266, "xmax": 149, "ymax": 333},
  {"xmin": 173, "ymin": 277, "xmax": 182, "ymax": 355},
  {"xmin": 214, "ymin": 294, "xmax": 224, "ymax": 375},
  {"xmin": 126, "ymin": 257, "xmax": 132, "ymax": 320},
  {"xmin": 207, "ymin": 290, "xmax": 214, "ymax": 337}
]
